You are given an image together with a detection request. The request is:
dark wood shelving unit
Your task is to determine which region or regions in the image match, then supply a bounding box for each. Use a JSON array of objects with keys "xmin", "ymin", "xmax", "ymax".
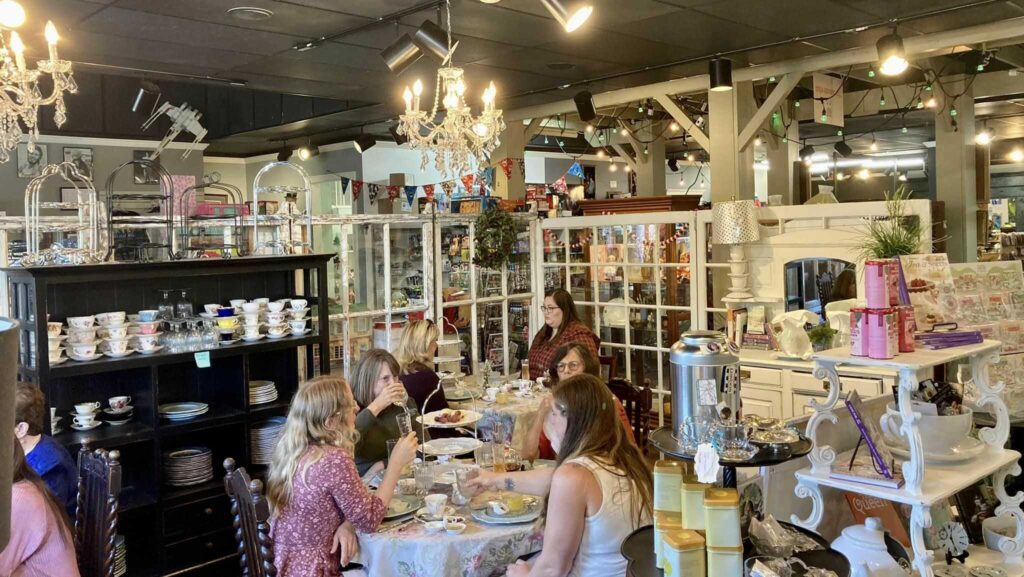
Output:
[{"xmin": 5, "ymin": 254, "xmax": 331, "ymax": 577}]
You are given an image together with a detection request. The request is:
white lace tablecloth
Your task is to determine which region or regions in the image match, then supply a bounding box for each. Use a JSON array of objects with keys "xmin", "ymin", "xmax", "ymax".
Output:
[
  {"xmin": 356, "ymin": 513, "xmax": 542, "ymax": 577},
  {"xmin": 450, "ymin": 394, "xmax": 544, "ymax": 453}
]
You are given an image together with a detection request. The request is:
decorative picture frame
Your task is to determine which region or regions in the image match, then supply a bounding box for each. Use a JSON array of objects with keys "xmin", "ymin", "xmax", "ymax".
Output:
[
  {"xmin": 17, "ymin": 142, "xmax": 47, "ymax": 178},
  {"xmin": 63, "ymin": 146, "xmax": 94, "ymax": 180}
]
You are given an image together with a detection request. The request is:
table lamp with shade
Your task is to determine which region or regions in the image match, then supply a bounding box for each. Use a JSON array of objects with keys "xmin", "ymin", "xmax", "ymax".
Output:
[{"xmin": 712, "ymin": 199, "xmax": 761, "ymax": 300}]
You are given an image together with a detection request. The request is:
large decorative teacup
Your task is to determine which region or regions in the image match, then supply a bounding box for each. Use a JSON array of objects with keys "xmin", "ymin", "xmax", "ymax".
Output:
[{"xmin": 879, "ymin": 403, "xmax": 973, "ymax": 455}]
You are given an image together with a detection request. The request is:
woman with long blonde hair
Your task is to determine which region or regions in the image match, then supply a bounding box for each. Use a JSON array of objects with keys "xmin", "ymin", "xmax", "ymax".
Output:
[
  {"xmin": 268, "ymin": 375, "xmax": 417, "ymax": 577},
  {"xmin": 395, "ymin": 319, "xmax": 451, "ymax": 416},
  {"xmin": 468, "ymin": 374, "xmax": 653, "ymax": 577}
]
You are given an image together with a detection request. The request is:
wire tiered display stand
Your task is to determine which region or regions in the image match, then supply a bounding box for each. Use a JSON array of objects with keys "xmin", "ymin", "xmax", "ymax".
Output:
[
  {"xmin": 176, "ymin": 180, "xmax": 247, "ymax": 259},
  {"xmin": 251, "ymin": 161, "xmax": 313, "ymax": 255},
  {"xmin": 791, "ymin": 341, "xmax": 1024, "ymax": 577},
  {"xmin": 22, "ymin": 162, "xmax": 104, "ymax": 266},
  {"xmin": 103, "ymin": 158, "xmax": 177, "ymax": 262}
]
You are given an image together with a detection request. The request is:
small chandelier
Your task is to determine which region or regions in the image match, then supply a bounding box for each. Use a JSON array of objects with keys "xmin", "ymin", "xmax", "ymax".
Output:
[
  {"xmin": 396, "ymin": 0, "xmax": 504, "ymax": 178},
  {"xmin": 0, "ymin": 0, "xmax": 77, "ymax": 163}
]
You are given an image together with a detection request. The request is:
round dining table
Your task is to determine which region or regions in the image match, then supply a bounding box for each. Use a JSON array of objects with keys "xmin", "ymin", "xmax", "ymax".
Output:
[{"xmin": 355, "ymin": 479, "xmax": 543, "ymax": 577}]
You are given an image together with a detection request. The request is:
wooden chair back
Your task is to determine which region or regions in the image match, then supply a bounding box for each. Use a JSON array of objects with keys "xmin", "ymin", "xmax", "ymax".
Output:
[
  {"xmin": 606, "ymin": 378, "xmax": 652, "ymax": 452},
  {"xmin": 74, "ymin": 445, "xmax": 122, "ymax": 577},
  {"xmin": 223, "ymin": 458, "xmax": 276, "ymax": 577},
  {"xmin": 598, "ymin": 354, "xmax": 617, "ymax": 381},
  {"xmin": 816, "ymin": 271, "xmax": 835, "ymax": 311}
]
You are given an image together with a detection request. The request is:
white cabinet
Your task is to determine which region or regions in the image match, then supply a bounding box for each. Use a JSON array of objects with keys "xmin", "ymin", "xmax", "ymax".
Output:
[
  {"xmin": 742, "ymin": 385, "xmax": 784, "ymax": 420},
  {"xmin": 792, "ymin": 392, "xmax": 826, "ymax": 416}
]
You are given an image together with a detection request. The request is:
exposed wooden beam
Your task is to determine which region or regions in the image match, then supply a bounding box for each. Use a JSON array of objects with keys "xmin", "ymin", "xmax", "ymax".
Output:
[
  {"xmin": 525, "ymin": 117, "xmax": 544, "ymax": 140},
  {"xmin": 738, "ymin": 73, "xmax": 802, "ymax": 152},
  {"xmin": 654, "ymin": 94, "xmax": 710, "ymax": 152},
  {"xmin": 611, "ymin": 143, "xmax": 637, "ymax": 170}
]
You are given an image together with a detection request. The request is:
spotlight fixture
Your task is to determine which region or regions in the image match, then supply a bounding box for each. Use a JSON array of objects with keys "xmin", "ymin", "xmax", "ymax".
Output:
[
  {"xmin": 131, "ymin": 80, "xmax": 162, "ymax": 115},
  {"xmin": 297, "ymin": 143, "xmax": 320, "ymax": 161},
  {"xmin": 389, "ymin": 124, "xmax": 408, "ymax": 145},
  {"xmin": 354, "ymin": 134, "xmax": 377, "ymax": 154},
  {"xmin": 277, "ymin": 147, "xmax": 292, "ymax": 162},
  {"xmin": 414, "ymin": 19, "xmax": 453, "ymax": 61},
  {"xmin": 574, "ymin": 90, "xmax": 597, "ymax": 122},
  {"xmin": 799, "ymin": 144, "xmax": 815, "ymax": 159},
  {"xmin": 381, "ymin": 33, "xmax": 423, "ymax": 74},
  {"xmin": 834, "ymin": 140, "xmax": 853, "ymax": 158},
  {"xmin": 975, "ymin": 126, "xmax": 993, "ymax": 146},
  {"xmin": 709, "ymin": 58, "xmax": 733, "ymax": 92},
  {"xmin": 876, "ymin": 30, "xmax": 908, "ymax": 76},
  {"xmin": 667, "ymin": 158, "xmax": 679, "ymax": 172},
  {"xmin": 1010, "ymin": 149, "xmax": 1024, "ymax": 163},
  {"xmin": 539, "ymin": 0, "xmax": 593, "ymax": 33}
]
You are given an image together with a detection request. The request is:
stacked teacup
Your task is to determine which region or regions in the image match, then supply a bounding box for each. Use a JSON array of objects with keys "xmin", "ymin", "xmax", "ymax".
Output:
[
  {"xmin": 104, "ymin": 395, "xmax": 133, "ymax": 425},
  {"xmin": 132, "ymin": 309, "xmax": 163, "ymax": 354},
  {"xmin": 46, "ymin": 321, "xmax": 67, "ymax": 365},
  {"xmin": 70, "ymin": 401, "xmax": 102, "ymax": 430},
  {"xmin": 288, "ymin": 299, "xmax": 309, "ymax": 336},
  {"xmin": 239, "ymin": 301, "xmax": 261, "ymax": 342},
  {"xmin": 97, "ymin": 312, "xmax": 133, "ymax": 358},
  {"xmin": 66, "ymin": 316, "xmax": 101, "ymax": 361},
  {"xmin": 266, "ymin": 303, "xmax": 289, "ymax": 339}
]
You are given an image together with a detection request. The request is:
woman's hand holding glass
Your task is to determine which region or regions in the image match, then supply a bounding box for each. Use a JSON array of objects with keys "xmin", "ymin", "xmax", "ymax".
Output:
[
  {"xmin": 369, "ymin": 382, "xmax": 408, "ymax": 416},
  {"xmin": 386, "ymin": 432, "xmax": 419, "ymax": 472}
]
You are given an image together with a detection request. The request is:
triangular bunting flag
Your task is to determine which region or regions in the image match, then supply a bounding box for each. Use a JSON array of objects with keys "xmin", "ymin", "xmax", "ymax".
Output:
[
  {"xmin": 340, "ymin": 177, "xmax": 350, "ymax": 195},
  {"xmin": 567, "ymin": 162, "xmax": 585, "ymax": 178},
  {"xmin": 351, "ymin": 180, "xmax": 362, "ymax": 200},
  {"xmin": 551, "ymin": 175, "xmax": 568, "ymax": 194},
  {"xmin": 387, "ymin": 185, "xmax": 400, "ymax": 201},
  {"xmin": 441, "ymin": 181, "xmax": 455, "ymax": 196},
  {"xmin": 423, "ymin": 184, "xmax": 435, "ymax": 202},
  {"xmin": 368, "ymin": 183, "xmax": 380, "ymax": 204},
  {"xmin": 404, "ymin": 185, "xmax": 418, "ymax": 206},
  {"xmin": 461, "ymin": 174, "xmax": 475, "ymax": 195},
  {"xmin": 499, "ymin": 158, "xmax": 513, "ymax": 180}
]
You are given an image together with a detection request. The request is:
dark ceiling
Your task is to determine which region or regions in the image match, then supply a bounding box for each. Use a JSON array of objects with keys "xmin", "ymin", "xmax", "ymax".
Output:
[{"xmin": 17, "ymin": 0, "xmax": 1024, "ymax": 155}]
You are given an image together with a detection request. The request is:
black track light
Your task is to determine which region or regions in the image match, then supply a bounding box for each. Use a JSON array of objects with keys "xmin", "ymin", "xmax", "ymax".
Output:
[
  {"xmin": 413, "ymin": 19, "xmax": 451, "ymax": 61},
  {"xmin": 389, "ymin": 124, "xmax": 408, "ymax": 146},
  {"xmin": 277, "ymin": 147, "xmax": 292, "ymax": 162},
  {"xmin": 709, "ymin": 58, "xmax": 733, "ymax": 92},
  {"xmin": 834, "ymin": 140, "xmax": 853, "ymax": 158},
  {"xmin": 667, "ymin": 158, "xmax": 679, "ymax": 172},
  {"xmin": 876, "ymin": 30, "xmax": 908, "ymax": 76},
  {"xmin": 799, "ymin": 144, "xmax": 815, "ymax": 159},
  {"xmin": 298, "ymin": 143, "xmax": 320, "ymax": 161},
  {"xmin": 354, "ymin": 134, "xmax": 377, "ymax": 154},
  {"xmin": 574, "ymin": 90, "xmax": 597, "ymax": 122},
  {"xmin": 381, "ymin": 33, "xmax": 422, "ymax": 74}
]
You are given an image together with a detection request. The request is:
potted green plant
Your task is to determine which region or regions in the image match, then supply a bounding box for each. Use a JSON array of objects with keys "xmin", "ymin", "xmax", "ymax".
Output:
[
  {"xmin": 473, "ymin": 205, "xmax": 518, "ymax": 270},
  {"xmin": 806, "ymin": 324, "xmax": 838, "ymax": 352},
  {"xmin": 858, "ymin": 185, "xmax": 924, "ymax": 260}
]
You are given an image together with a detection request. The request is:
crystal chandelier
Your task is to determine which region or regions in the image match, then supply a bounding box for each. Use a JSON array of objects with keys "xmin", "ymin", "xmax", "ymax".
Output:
[
  {"xmin": 0, "ymin": 0, "xmax": 77, "ymax": 163},
  {"xmin": 396, "ymin": 0, "xmax": 504, "ymax": 179}
]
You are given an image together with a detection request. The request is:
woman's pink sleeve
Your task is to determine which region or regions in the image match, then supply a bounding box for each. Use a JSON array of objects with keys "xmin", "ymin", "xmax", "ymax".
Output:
[{"xmin": 325, "ymin": 451, "xmax": 387, "ymax": 533}]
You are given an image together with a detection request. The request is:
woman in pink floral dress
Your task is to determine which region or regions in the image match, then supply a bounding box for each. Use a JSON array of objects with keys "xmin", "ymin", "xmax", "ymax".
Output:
[{"xmin": 267, "ymin": 375, "xmax": 418, "ymax": 577}]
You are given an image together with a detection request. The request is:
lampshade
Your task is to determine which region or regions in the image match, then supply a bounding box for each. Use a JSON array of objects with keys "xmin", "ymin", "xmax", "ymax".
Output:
[{"xmin": 712, "ymin": 199, "xmax": 761, "ymax": 244}]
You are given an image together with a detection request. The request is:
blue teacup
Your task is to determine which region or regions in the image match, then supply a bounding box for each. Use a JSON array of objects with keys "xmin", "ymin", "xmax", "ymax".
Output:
[
  {"xmin": 217, "ymin": 307, "xmax": 235, "ymax": 318},
  {"xmin": 138, "ymin": 310, "xmax": 158, "ymax": 322}
]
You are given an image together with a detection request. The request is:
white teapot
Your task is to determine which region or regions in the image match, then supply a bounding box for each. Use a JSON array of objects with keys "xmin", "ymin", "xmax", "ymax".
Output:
[{"xmin": 830, "ymin": 518, "xmax": 907, "ymax": 577}]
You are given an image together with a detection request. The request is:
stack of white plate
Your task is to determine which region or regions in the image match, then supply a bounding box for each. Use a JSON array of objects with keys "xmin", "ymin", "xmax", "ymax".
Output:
[
  {"xmin": 113, "ymin": 535, "xmax": 126, "ymax": 577},
  {"xmin": 249, "ymin": 380, "xmax": 278, "ymax": 406},
  {"xmin": 251, "ymin": 417, "xmax": 286, "ymax": 465},
  {"xmin": 158, "ymin": 402, "xmax": 209, "ymax": 421},
  {"xmin": 163, "ymin": 447, "xmax": 214, "ymax": 487}
]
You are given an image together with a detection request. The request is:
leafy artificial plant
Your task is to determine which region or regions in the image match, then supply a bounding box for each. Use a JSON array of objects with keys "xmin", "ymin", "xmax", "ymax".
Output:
[
  {"xmin": 857, "ymin": 185, "xmax": 924, "ymax": 260},
  {"xmin": 806, "ymin": 324, "xmax": 838, "ymax": 350},
  {"xmin": 473, "ymin": 205, "xmax": 518, "ymax": 270}
]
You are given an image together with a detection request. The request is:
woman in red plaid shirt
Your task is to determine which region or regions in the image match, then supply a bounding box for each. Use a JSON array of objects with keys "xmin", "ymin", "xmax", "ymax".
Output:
[{"xmin": 526, "ymin": 289, "xmax": 599, "ymax": 381}]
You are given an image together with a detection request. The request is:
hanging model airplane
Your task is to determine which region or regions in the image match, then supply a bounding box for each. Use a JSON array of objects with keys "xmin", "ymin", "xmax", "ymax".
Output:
[{"xmin": 141, "ymin": 101, "xmax": 207, "ymax": 160}]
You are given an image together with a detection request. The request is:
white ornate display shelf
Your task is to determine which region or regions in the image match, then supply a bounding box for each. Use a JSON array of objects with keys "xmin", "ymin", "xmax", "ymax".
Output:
[{"xmin": 790, "ymin": 340, "xmax": 1024, "ymax": 577}]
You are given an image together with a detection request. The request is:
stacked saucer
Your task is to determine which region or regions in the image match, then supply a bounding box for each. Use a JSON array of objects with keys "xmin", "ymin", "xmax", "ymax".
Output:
[
  {"xmin": 249, "ymin": 380, "xmax": 278, "ymax": 406},
  {"xmin": 163, "ymin": 447, "xmax": 214, "ymax": 487},
  {"xmin": 251, "ymin": 417, "xmax": 286, "ymax": 465},
  {"xmin": 103, "ymin": 406, "xmax": 134, "ymax": 426},
  {"xmin": 113, "ymin": 535, "xmax": 126, "ymax": 577},
  {"xmin": 159, "ymin": 402, "xmax": 209, "ymax": 421}
]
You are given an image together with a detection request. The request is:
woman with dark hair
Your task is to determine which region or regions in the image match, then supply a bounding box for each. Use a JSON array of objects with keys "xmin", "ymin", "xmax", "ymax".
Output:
[
  {"xmin": 504, "ymin": 375, "xmax": 652, "ymax": 577},
  {"xmin": 522, "ymin": 343, "xmax": 636, "ymax": 461},
  {"xmin": 526, "ymin": 289, "xmax": 599, "ymax": 381},
  {"xmin": 0, "ymin": 439, "xmax": 80, "ymax": 577},
  {"xmin": 349, "ymin": 349, "xmax": 418, "ymax": 476}
]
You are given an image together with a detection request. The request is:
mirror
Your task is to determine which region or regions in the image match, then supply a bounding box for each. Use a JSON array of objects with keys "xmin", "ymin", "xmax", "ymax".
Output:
[{"xmin": 784, "ymin": 258, "xmax": 855, "ymax": 314}]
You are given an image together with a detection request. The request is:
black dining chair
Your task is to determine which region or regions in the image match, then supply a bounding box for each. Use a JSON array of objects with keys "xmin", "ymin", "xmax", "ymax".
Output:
[{"xmin": 75, "ymin": 444, "xmax": 122, "ymax": 577}]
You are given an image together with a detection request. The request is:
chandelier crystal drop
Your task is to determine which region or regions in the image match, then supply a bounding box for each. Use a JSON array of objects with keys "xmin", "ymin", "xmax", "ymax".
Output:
[
  {"xmin": 396, "ymin": 0, "xmax": 504, "ymax": 178},
  {"xmin": 0, "ymin": 4, "xmax": 76, "ymax": 163}
]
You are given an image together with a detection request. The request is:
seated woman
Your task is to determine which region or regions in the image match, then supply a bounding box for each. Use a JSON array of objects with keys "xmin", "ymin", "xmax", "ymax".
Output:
[
  {"xmin": 521, "ymin": 343, "xmax": 636, "ymax": 462},
  {"xmin": 395, "ymin": 319, "xmax": 449, "ymax": 415},
  {"xmin": 0, "ymin": 439, "xmax": 80, "ymax": 577},
  {"xmin": 526, "ymin": 289, "xmax": 599, "ymax": 381},
  {"xmin": 506, "ymin": 375, "xmax": 653, "ymax": 577},
  {"xmin": 350, "ymin": 349, "xmax": 419, "ymax": 476},
  {"xmin": 268, "ymin": 375, "xmax": 418, "ymax": 577},
  {"xmin": 15, "ymin": 382, "xmax": 78, "ymax": 517}
]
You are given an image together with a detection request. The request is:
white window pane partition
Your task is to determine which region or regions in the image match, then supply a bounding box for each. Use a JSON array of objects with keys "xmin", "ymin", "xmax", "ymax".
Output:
[{"xmin": 538, "ymin": 212, "xmax": 699, "ymax": 424}]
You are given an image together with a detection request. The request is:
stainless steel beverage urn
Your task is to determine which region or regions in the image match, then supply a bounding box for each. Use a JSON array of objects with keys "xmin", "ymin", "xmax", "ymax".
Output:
[{"xmin": 669, "ymin": 330, "xmax": 741, "ymax": 432}]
